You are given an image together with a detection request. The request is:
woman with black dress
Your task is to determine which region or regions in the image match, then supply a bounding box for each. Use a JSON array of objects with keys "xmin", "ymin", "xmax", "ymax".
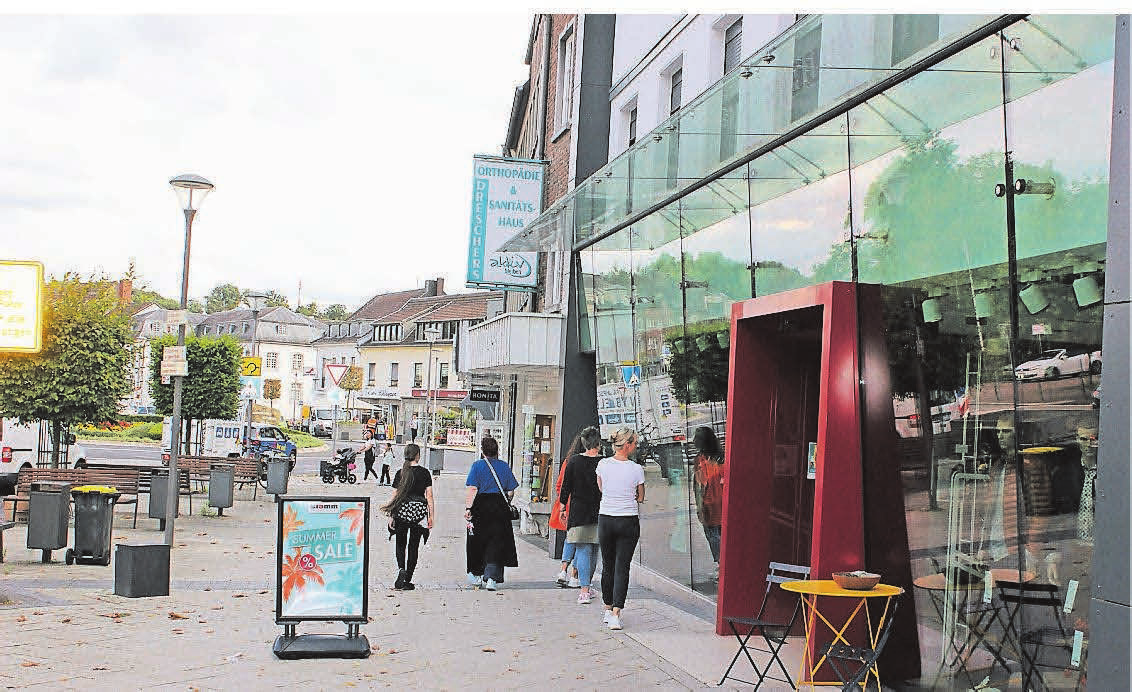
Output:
[
  {"xmin": 558, "ymin": 426, "xmax": 603, "ymax": 604},
  {"xmin": 464, "ymin": 436, "xmax": 519, "ymax": 591},
  {"xmin": 380, "ymin": 443, "xmax": 434, "ymax": 590}
]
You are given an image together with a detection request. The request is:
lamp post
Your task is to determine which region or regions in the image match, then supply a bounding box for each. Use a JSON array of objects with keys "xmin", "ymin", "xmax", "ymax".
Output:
[
  {"xmin": 422, "ymin": 325, "xmax": 441, "ymax": 467},
  {"xmin": 165, "ymin": 173, "xmax": 214, "ymax": 547},
  {"xmin": 243, "ymin": 290, "xmax": 268, "ymax": 452}
]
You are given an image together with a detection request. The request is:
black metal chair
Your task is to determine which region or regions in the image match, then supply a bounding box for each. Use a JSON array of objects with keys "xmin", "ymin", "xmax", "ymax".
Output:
[
  {"xmin": 996, "ymin": 581, "xmax": 1084, "ymax": 692},
  {"xmin": 719, "ymin": 561, "xmax": 811, "ymax": 689},
  {"xmin": 817, "ymin": 598, "xmax": 900, "ymax": 691}
]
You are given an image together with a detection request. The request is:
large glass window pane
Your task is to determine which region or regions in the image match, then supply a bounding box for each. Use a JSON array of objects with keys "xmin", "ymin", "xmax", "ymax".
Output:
[
  {"xmin": 678, "ymin": 169, "xmax": 752, "ymax": 596},
  {"xmin": 629, "ymin": 200, "xmax": 689, "ymax": 586},
  {"xmin": 848, "ymin": 33, "xmax": 1013, "ymax": 687},
  {"xmin": 750, "ymin": 118, "xmax": 852, "ymax": 296},
  {"xmin": 1003, "ymin": 16, "xmax": 1113, "ymax": 690}
]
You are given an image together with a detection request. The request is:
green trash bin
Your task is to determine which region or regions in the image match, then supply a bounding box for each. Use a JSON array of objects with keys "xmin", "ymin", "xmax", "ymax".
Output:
[{"xmin": 67, "ymin": 485, "xmax": 121, "ymax": 566}]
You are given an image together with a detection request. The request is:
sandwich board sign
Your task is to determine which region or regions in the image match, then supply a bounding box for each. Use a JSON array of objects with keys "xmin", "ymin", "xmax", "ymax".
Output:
[{"xmin": 273, "ymin": 495, "xmax": 371, "ymax": 659}]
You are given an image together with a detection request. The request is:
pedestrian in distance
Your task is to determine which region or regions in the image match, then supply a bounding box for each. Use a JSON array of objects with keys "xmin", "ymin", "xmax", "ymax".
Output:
[
  {"xmin": 380, "ymin": 443, "xmax": 434, "ymax": 590},
  {"xmin": 361, "ymin": 429, "xmax": 379, "ymax": 482},
  {"xmin": 379, "ymin": 442, "xmax": 395, "ymax": 485},
  {"xmin": 464, "ymin": 436, "xmax": 519, "ymax": 591},
  {"xmin": 559, "ymin": 426, "xmax": 603, "ymax": 605},
  {"xmin": 410, "ymin": 414, "xmax": 420, "ymax": 442},
  {"xmin": 692, "ymin": 426, "xmax": 724, "ymax": 579},
  {"xmin": 550, "ymin": 431, "xmax": 586, "ymax": 588},
  {"xmin": 596, "ymin": 427, "xmax": 645, "ymax": 630}
]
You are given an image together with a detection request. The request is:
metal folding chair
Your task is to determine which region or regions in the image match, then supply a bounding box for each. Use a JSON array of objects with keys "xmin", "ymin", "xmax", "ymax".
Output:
[
  {"xmin": 818, "ymin": 599, "xmax": 900, "ymax": 691},
  {"xmin": 996, "ymin": 581, "xmax": 1083, "ymax": 692},
  {"xmin": 719, "ymin": 561, "xmax": 811, "ymax": 689}
]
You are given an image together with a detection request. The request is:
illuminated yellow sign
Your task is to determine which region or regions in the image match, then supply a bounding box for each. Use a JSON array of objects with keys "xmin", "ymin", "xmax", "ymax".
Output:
[{"xmin": 0, "ymin": 261, "xmax": 44, "ymax": 353}]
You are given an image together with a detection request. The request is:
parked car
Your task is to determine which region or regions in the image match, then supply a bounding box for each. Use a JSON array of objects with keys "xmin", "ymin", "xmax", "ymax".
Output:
[
  {"xmin": 1014, "ymin": 349, "xmax": 1100, "ymax": 380},
  {"xmin": 246, "ymin": 424, "xmax": 298, "ymax": 470},
  {"xmin": 0, "ymin": 419, "xmax": 89, "ymax": 495}
]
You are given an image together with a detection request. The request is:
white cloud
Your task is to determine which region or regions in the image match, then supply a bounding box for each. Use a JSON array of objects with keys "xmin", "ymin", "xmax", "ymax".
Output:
[{"xmin": 0, "ymin": 13, "xmax": 532, "ymax": 308}]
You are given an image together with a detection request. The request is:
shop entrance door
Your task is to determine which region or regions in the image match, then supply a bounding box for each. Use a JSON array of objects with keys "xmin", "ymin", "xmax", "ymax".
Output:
[
  {"xmin": 531, "ymin": 415, "xmax": 555, "ymax": 502},
  {"xmin": 715, "ymin": 282, "xmax": 867, "ymax": 636}
]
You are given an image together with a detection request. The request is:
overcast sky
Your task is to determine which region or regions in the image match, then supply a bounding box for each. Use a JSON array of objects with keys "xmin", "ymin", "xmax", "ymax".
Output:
[{"xmin": 0, "ymin": 13, "xmax": 531, "ymax": 310}]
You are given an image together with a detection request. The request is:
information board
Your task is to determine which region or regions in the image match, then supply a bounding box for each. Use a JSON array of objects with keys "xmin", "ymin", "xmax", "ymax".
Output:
[
  {"xmin": 0, "ymin": 260, "xmax": 43, "ymax": 353},
  {"xmin": 466, "ymin": 155, "xmax": 543, "ymax": 290},
  {"xmin": 276, "ymin": 497, "xmax": 370, "ymax": 623}
]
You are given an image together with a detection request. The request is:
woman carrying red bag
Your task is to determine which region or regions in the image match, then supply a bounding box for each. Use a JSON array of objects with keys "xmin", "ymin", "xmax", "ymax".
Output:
[{"xmin": 550, "ymin": 432, "xmax": 585, "ymax": 587}]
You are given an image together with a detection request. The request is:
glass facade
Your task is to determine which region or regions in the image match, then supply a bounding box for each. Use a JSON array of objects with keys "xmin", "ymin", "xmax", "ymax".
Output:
[{"xmin": 577, "ymin": 14, "xmax": 1115, "ymax": 688}]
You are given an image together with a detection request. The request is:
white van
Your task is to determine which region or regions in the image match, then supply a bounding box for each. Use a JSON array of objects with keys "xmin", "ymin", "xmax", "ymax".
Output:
[
  {"xmin": 0, "ymin": 418, "xmax": 89, "ymax": 494},
  {"xmin": 160, "ymin": 418, "xmax": 245, "ymax": 458}
]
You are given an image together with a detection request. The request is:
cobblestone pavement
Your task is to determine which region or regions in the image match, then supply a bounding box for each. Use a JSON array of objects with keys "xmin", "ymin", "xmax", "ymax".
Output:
[{"xmin": 0, "ymin": 465, "xmax": 797, "ymax": 690}]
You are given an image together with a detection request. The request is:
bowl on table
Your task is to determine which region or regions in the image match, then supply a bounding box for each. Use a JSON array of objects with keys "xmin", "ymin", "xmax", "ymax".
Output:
[{"xmin": 833, "ymin": 571, "xmax": 881, "ymax": 590}]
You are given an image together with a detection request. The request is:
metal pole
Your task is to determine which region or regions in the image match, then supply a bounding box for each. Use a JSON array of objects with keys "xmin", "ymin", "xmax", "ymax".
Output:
[
  {"xmin": 165, "ymin": 208, "xmax": 195, "ymax": 546},
  {"xmin": 424, "ymin": 342, "xmax": 434, "ymax": 461},
  {"xmin": 245, "ymin": 308, "xmax": 259, "ymax": 454}
]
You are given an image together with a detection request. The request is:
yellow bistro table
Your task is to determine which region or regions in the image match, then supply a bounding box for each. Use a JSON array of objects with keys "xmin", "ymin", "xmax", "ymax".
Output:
[{"xmin": 781, "ymin": 579, "xmax": 903, "ymax": 689}]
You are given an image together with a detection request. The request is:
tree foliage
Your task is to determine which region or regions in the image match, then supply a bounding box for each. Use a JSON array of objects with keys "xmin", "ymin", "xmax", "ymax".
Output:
[
  {"xmin": 339, "ymin": 366, "xmax": 363, "ymax": 409},
  {"xmin": 263, "ymin": 378, "xmax": 282, "ymax": 408},
  {"xmin": 0, "ymin": 274, "xmax": 133, "ymax": 464},
  {"xmin": 205, "ymin": 283, "xmax": 243, "ymax": 314},
  {"xmin": 148, "ymin": 334, "xmax": 241, "ymax": 420},
  {"xmin": 324, "ymin": 304, "xmax": 349, "ymax": 320},
  {"xmin": 261, "ymin": 290, "xmax": 290, "ymax": 308}
]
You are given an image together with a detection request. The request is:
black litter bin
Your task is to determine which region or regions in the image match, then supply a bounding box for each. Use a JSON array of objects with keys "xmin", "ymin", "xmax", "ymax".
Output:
[
  {"xmin": 27, "ymin": 482, "xmax": 71, "ymax": 563},
  {"xmin": 67, "ymin": 485, "xmax": 121, "ymax": 566}
]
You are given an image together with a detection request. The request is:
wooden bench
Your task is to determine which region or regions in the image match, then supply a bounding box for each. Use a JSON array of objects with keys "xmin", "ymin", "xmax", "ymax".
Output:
[
  {"xmin": 168, "ymin": 456, "xmax": 266, "ymax": 500},
  {"xmin": 0, "ymin": 500, "xmax": 13, "ymax": 562},
  {"xmin": 1, "ymin": 466, "xmax": 142, "ymax": 528}
]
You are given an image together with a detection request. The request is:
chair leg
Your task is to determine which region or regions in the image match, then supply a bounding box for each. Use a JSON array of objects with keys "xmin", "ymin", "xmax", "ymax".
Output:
[
  {"xmin": 720, "ymin": 622, "xmax": 760, "ymax": 686},
  {"xmin": 763, "ymin": 634, "xmax": 795, "ymax": 688}
]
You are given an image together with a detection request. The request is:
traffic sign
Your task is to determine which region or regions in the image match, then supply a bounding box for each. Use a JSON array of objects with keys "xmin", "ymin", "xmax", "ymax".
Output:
[
  {"xmin": 326, "ymin": 363, "xmax": 349, "ymax": 386},
  {"xmin": 166, "ymin": 309, "xmax": 188, "ymax": 328},
  {"xmin": 241, "ymin": 357, "xmax": 262, "ymax": 376}
]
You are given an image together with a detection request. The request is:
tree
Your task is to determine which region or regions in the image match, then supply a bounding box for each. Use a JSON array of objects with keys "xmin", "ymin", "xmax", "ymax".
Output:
[
  {"xmin": 324, "ymin": 304, "xmax": 349, "ymax": 320},
  {"xmin": 0, "ymin": 274, "xmax": 132, "ymax": 465},
  {"xmin": 262, "ymin": 290, "xmax": 290, "ymax": 308},
  {"xmin": 206, "ymin": 283, "xmax": 243, "ymax": 313},
  {"xmin": 149, "ymin": 334, "xmax": 241, "ymax": 453},
  {"xmin": 263, "ymin": 378, "xmax": 282, "ymax": 413},
  {"xmin": 296, "ymin": 301, "xmax": 321, "ymax": 317},
  {"xmin": 338, "ymin": 366, "xmax": 363, "ymax": 409},
  {"xmin": 187, "ymin": 298, "xmax": 206, "ymax": 313}
]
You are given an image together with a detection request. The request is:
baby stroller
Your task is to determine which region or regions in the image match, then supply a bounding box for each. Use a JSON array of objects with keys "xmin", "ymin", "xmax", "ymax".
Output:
[{"xmin": 320, "ymin": 448, "xmax": 358, "ymax": 484}]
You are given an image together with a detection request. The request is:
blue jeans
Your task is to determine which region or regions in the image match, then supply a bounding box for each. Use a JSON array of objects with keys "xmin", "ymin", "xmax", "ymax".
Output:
[
  {"xmin": 573, "ymin": 543, "xmax": 598, "ymax": 588},
  {"xmin": 703, "ymin": 524, "xmax": 721, "ymax": 563},
  {"xmin": 561, "ymin": 540, "xmax": 576, "ymax": 566}
]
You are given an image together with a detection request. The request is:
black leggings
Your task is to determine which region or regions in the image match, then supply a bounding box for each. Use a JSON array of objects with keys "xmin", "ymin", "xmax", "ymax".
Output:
[
  {"xmin": 380, "ymin": 465, "xmax": 391, "ymax": 484},
  {"xmin": 395, "ymin": 520, "xmax": 425, "ymax": 581},
  {"xmin": 598, "ymin": 514, "xmax": 640, "ymax": 610},
  {"xmin": 364, "ymin": 461, "xmax": 378, "ymax": 480}
]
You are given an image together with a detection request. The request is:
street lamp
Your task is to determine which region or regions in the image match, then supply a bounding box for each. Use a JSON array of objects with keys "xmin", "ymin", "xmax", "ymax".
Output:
[
  {"xmin": 165, "ymin": 173, "xmax": 214, "ymax": 547},
  {"xmin": 243, "ymin": 290, "xmax": 268, "ymax": 451},
  {"xmin": 423, "ymin": 325, "xmax": 441, "ymax": 471}
]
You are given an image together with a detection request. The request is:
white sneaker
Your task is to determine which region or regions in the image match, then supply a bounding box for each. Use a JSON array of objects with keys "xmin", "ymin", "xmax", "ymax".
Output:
[
  {"xmin": 567, "ymin": 576, "xmax": 580, "ymax": 588},
  {"xmin": 607, "ymin": 613, "xmax": 623, "ymax": 630},
  {"xmin": 554, "ymin": 569, "xmax": 568, "ymax": 584},
  {"xmin": 486, "ymin": 579, "xmax": 499, "ymax": 591},
  {"xmin": 466, "ymin": 573, "xmax": 480, "ymax": 586},
  {"xmin": 602, "ymin": 609, "xmax": 613, "ymax": 625}
]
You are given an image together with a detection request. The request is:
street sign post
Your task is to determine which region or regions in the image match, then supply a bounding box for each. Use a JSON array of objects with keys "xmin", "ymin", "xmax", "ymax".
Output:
[
  {"xmin": 325, "ymin": 363, "xmax": 349, "ymax": 386},
  {"xmin": 241, "ymin": 356, "xmax": 263, "ymax": 377},
  {"xmin": 161, "ymin": 344, "xmax": 189, "ymax": 377}
]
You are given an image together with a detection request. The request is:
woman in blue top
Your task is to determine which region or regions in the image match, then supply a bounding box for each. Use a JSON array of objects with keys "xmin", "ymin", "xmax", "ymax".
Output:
[{"xmin": 464, "ymin": 436, "xmax": 519, "ymax": 591}]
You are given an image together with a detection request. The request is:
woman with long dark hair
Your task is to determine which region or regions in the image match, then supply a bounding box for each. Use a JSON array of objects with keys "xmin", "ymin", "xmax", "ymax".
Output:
[
  {"xmin": 464, "ymin": 436, "xmax": 519, "ymax": 591},
  {"xmin": 380, "ymin": 443, "xmax": 434, "ymax": 590},
  {"xmin": 559, "ymin": 426, "xmax": 603, "ymax": 604},
  {"xmin": 550, "ymin": 431, "xmax": 586, "ymax": 587},
  {"xmin": 692, "ymin": 426, "xmax": 724, "ymax": 579}
]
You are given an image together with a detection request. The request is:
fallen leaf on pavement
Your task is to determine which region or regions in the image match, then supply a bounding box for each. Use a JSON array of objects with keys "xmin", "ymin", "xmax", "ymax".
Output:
[
  {"xmin": 387, "ymin": 649, "xmax": 398, "ymax": 654},
  {"xmin": 205, "ymin": 628, "xmax": 215, "ymax": 634},
  {"xmin": 233, "ymin": 594, "xmax": 246, "ymax": 598},
  {"xmin": 20, "ymin": 661, "xmax": 39, "ymax": 667},
  {"xmin": 32, "ymin": 611, "xmax": 44, "ymax": 615},
  {"xmin": 257, "ymin": 590, "xmax": 268, "ymax": 595},
  {"xmin": 482, "ymin": 647, "xmax": 495, "ymax": 653},
  {"xmin": 60, "ymin": 618, "xmax": 72, "ymax": 624},
  {"xmin": 568, "ymin": 633, "xmax": 577, "ymax": 638},
  {"xmin": 168, "ymin": 612, "xmax": 189, "ymax": 620},
  {"xmin": 113, "ymin": 618, "xmax": 124, "ymax": 624},
  {"xmin": 171, "ymin": 628, "xmax": 184, "ymax": 634},
  {"xmin": 100, "ymin": 612, "xmax": 129, "ymax": 619},
  {"xmin": 15, "ymin": 615, "xmax": 27, "ymax": 622},
  {"xmin": 93, "ymin": 666, "xmax": 109, "ymax": 671},
  {"xmin": 211, "ymin": 606, "xmax": 224, "ymax": 610},
  {"xmin": 203, "ymin": 587, "xmax": 211, "ymax": 591}
]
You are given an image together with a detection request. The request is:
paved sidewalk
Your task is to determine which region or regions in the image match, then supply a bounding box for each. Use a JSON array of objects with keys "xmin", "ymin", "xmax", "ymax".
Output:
[{"xmin": 0, "ymin": 467, "xmax": 800, "ymax": 690}]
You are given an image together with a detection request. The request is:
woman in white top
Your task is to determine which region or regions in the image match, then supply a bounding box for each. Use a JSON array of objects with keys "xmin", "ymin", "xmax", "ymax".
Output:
[{"xmin": 595, "ymin": 427, "xmax": 646, "ymax": 631}]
